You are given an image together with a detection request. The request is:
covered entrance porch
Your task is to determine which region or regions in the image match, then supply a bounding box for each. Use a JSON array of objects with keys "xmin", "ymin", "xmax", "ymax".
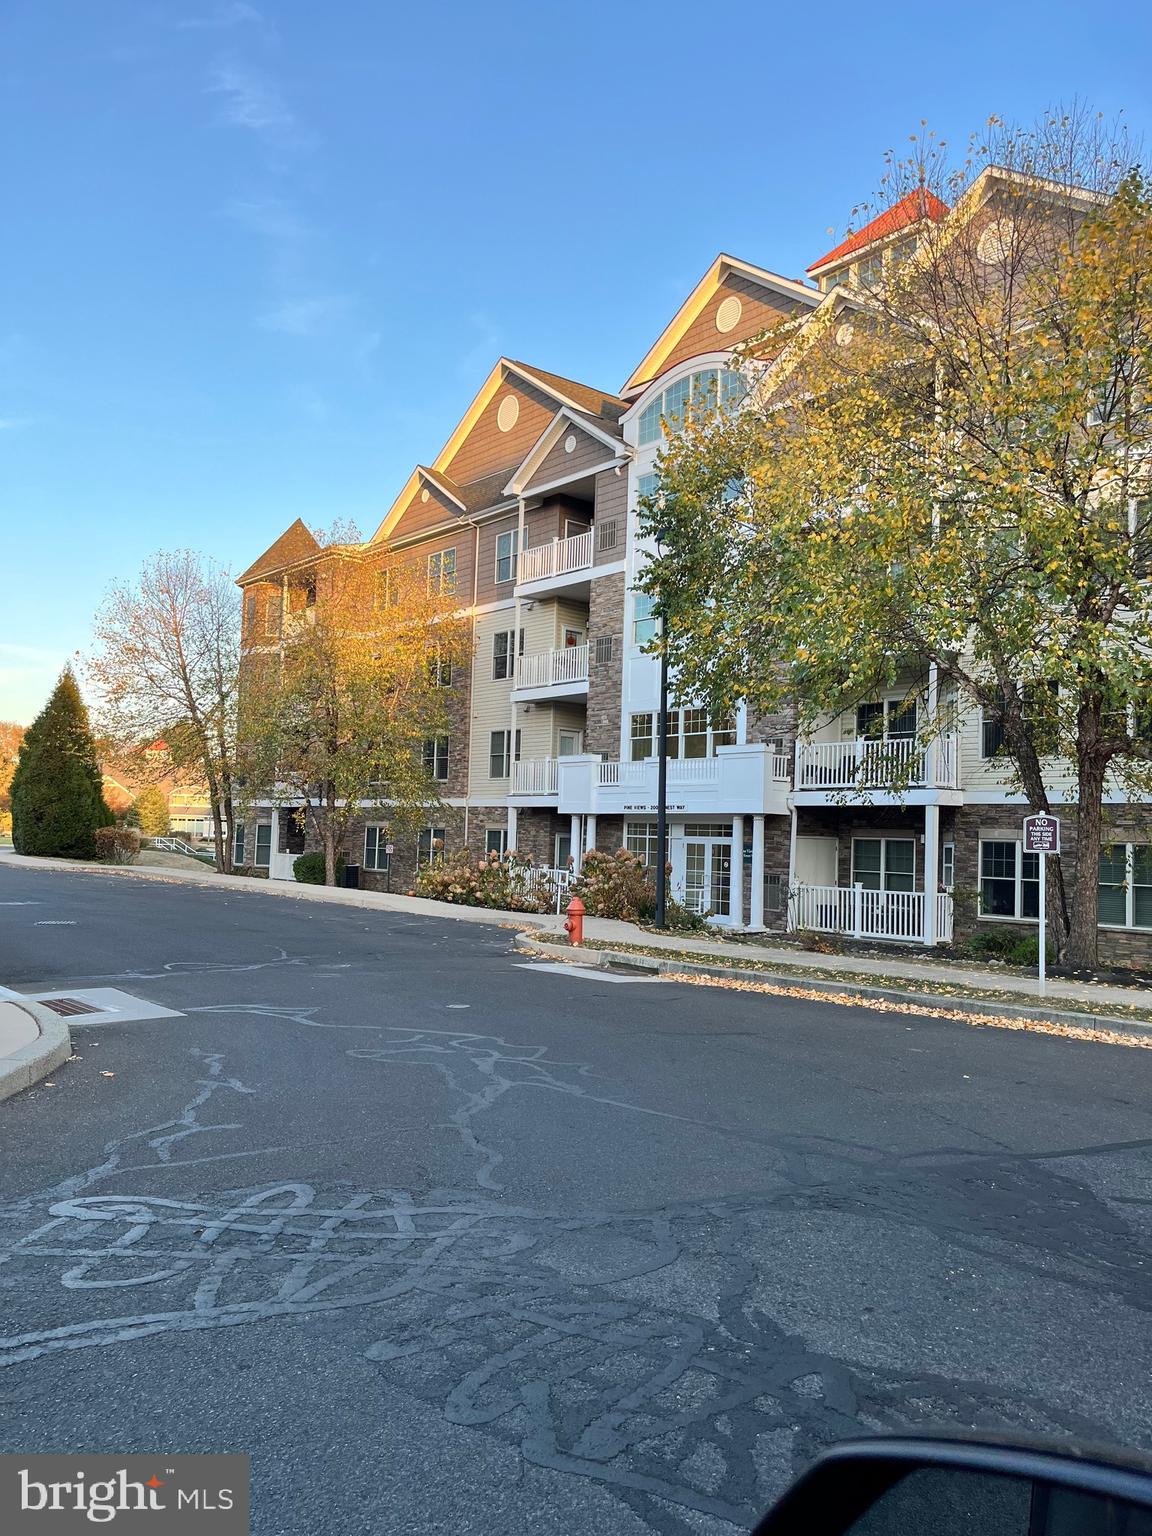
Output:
[{"xmin": 788, "ymin": 804, "xmax": 955, "ymax": 945}]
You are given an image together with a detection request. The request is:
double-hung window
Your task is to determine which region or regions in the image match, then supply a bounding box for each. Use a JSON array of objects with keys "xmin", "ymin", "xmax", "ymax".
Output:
[
  {"xmin": 488, "ymin": 729, "xmax": 520, "ymax": 779},
  {"xmin": 485, "ymin": 829, "xmax": 508, "ymax": 858},
  {"xmin": 632, "ymin": 592, "xmax": 659, "ymax": 646},
  {"xmin": 852, "ymin": 838, "xmax": 915, "ymax": 892},
  {"xmin": 417, "ymin": 826, "xmax": 446, "ymax": 867},
  {"xmin": 629, "ymin": 713, "xmax": 654, "ymax": 760},
  {"xmin": 495, "ymin": 529, "xmax": 519, "ymax": 584},
  {"xmin": 492, "ymin": 628, "xmax": 524, "ymax": 680},
  {"xmin": 234, "ymin": 824, "xmax": 247, "ymax": 865},
  {"xmin": 1099, "ymin": 845, "xmax": 1152, "ymax": 930},
  {"xmin": 364, "ymin": 826, "xmax": 390, "ymax": 871},
  {"xmin": 253, "ymin": 823, "xmax": 272, "ymax": 868},
  {"xmin": 980, "ymin": 840, "xmax": 1040, "ymax": 920},
  {"xmin": 427, "ymin": 547, "xmax": 457, "ymax": 594},
  {"xmin": 422, "ymin": 736, "xmax": 450, "ymax": 781},
  {"xmin": 427, "ymin": 650, "xmax": 452, "ymax": 688}
]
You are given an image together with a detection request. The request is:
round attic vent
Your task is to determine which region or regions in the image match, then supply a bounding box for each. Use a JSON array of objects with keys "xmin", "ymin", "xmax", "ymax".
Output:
[
  {"xmin": 497, "ymin": 395, "xmax": 520, "ymax": 432},
  {"xmin": 977, "ymin": 218, "xmax": 1015, "ymax": 265},
  {"xmin": 421, "ymin": 488, "xmax": 430, "ymax": 503},
  {"xmin": 564, "ymin": 433, "xmax": 577, "ymax": 453},
  {"xmin": 835, "ymin": 321, "xmax": 855, "ymax": 348},
  {"xmin": 715, "ymin": 294, "xmax": 743, "ymax": 333}
]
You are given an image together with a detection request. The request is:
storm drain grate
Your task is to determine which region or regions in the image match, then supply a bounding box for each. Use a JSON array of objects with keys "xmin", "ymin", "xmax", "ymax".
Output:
[{"xmin": 38, "ymin": 998, "xmax": 103, "ymax": 1018}]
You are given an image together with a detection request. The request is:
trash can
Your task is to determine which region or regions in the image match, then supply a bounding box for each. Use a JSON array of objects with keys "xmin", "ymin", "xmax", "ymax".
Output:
[{"xmin": 343, "ymin": 864, "xmax": 361, "ymax": 890}]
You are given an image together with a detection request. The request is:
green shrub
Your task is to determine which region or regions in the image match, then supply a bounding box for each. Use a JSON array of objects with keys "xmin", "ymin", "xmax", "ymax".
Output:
[
  {"xmin": 965, "ymin": 928, "xmax": 1054, "ymax": 966},
  {"xmin": 10, "ymin": 668, "xmax": 113, "ymax": 858},
  {"xmin": 659, "ymin": 897, "xmax": 710, "ymax": 933},
  {"xmin": 293, "ymin": 851, "xmax": 345, "ymax": 884},
  {"xmin": 1005, "ymin": 934, "xmax": 1057, "ymax": 967},
  {"xmin": 572, "ymin": 848, "xmax": 656, "ymax": 921}
]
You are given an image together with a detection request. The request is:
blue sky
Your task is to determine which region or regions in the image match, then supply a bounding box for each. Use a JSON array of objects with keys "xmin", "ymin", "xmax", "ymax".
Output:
[{"xmin": 2, "ymin": 0, "xmax": 1150, "ymax": 723}]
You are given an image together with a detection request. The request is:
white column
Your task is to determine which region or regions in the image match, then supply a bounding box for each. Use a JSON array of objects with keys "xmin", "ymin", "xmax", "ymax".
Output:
[
  {"xmin": 749, "ymin": 815, "xmax": 766, "ymax": 929},
  {"xmin": 570, "ymin": 814, "xmax": 581, "ymax": 870},
  {"xmin": 923, "ymin": 802, "xmax": 940, "ymax": 947},
  {"xmin": 731, "ymin": 814, "xmax": 745, "ymax": 927},
  {"xmin": 585, "ymin": 813, "xmax": 597, "ymax": 858},
  {"xmin": 507, "ymin": 806, "xmax": 518, "ymax": 854},
  {"xmin": 786, "ymin": 807, "xmax": 799, "ymax": 931},
  {"xmin": 925, "ymin": 661, "xmax": 939, "ymax": 787}
]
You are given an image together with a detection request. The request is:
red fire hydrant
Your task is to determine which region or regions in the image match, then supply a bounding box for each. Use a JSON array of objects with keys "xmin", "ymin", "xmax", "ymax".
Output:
[{"xmin": 564, "ymin": 895, "xmax": 585, "ymax": 947}]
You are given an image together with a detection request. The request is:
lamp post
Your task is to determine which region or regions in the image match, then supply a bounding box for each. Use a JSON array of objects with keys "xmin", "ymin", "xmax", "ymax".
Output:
[{"xmin": 653, "ymin": 531, "xmax": 669, "ymax": 930}]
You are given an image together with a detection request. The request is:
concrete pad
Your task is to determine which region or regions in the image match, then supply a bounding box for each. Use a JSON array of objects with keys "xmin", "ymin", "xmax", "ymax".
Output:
[{"xmin": 18, "ymin": 987, "xmax": 184, "ymax": 1023}]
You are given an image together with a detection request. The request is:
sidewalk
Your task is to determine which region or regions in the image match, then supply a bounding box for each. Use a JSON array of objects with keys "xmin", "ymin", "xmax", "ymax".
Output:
[
  {"xmin": 2, "ymin": 849, "xmax": 1149, "ymax": 1020},
  {"xmin": 0, "ymin": 983, "xmax": 71, "ymax": 1102}
]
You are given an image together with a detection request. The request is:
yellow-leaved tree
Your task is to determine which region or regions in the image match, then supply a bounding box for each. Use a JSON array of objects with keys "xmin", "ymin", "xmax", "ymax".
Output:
[
  {"xmin": 644, "ymin": 111, "xmax": 1152, "ymax": 968},
  {"xmin": 238, "ymin": 524, "xmax": 471, "ymax": 886}
]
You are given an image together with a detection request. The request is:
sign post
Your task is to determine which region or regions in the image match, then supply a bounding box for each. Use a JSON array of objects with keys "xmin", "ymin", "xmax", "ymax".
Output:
[{"xmin": 1023, "ymin": 814, "xmax": 1060, "ymax": 994}]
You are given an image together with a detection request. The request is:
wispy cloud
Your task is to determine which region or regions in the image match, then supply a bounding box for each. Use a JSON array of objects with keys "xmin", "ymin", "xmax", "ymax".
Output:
[
  {"xmin": 258, "ymin": 295, "xmax": 351, "ymax": 337},
  {"xmin": 178, "ymin": 2, "xmax": 265, "ymax": 29},
  {"xmin": 207, "ymin": 60, "xmax": 296, "ymax": 138},
  {"xmin": 0, "ymin": 415, "xmax": 34, "ymax": 432}
]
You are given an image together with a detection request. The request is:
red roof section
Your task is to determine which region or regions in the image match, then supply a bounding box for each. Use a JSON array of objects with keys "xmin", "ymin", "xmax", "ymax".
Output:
[{"xmin": 807, "ymin": 189, "xmax": 949, "ymax": 275}]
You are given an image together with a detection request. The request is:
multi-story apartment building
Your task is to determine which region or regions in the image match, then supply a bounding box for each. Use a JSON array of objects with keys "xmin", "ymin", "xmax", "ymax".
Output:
[{"xmin": 237, "ymin": 174, "xmax": 1152, "ymax": 968}]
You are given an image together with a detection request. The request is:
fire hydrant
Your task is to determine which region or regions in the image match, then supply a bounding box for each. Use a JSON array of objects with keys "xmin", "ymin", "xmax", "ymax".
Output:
[{"xmin": 564, "ymin": 895, "xmax": 585, "ymax": 946}]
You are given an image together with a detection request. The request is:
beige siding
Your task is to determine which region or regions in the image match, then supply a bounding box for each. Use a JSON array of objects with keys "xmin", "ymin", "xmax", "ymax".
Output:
[
  {"xmin": 593, "ymin": 469, "xmax": 627, "ymax": 565},
  {"xmin": 521, "ymin": 423, "xmax": 617, "ymax": 494},
  {"xmin": 641, "ymin": 274, "xmax": 803, "ymax": 387},
  {"xmin": 389, "ymin": 480, "xmax": 465, "ymax": 543},
  {"xmin": 469, "ymin": 608, "xmax": 519, "ymax": 802},
  {"xmin": 445, "ymin": 376, "xmax": 564, "ymax": 485}
]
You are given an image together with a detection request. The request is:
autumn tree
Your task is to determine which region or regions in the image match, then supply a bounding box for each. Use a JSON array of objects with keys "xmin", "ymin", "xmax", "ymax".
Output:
[
  {"xmin": 89, "ymin": 552, "xmax": 241, "ymax": 873},
  {"xmin": 239, "ymin": 527, "xmax": 471, "ymax": 886},
  {"xmin": 0, "ymin": 721, "xmax": 24, "ymax": 837},
  {"xmin": 10, "ymin": 669, "xmax": 113, "ymax": 857},
  {"xmin": 643, "ymin": 110, "xmax": 1152, "ymax": 968},
  {"xmin": 132, "ymin": 784, "xmax": 171, "ymax": 837}
]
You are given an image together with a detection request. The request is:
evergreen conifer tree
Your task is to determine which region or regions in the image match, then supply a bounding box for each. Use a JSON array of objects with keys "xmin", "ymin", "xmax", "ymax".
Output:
[{"xmin": 11, "ymin": 669, "xmax": 113, "ymax": 857}]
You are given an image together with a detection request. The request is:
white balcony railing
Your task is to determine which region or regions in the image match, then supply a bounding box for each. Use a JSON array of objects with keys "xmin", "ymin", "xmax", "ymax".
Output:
[
  {"xmin": 795, "ymin": 736, "xmax": 959, "ymax": 791},
  {"xmin": 597, "ymin": 756, "xmax": 723, "ymax": 786},
  {"xmin": 515, "ymin": 644, "xmax": 589, "ymax": 691},
  {"xmin": 789, "ymin": 884, "xmax": 954, "ymax": 944},
  {"xmin": 772, "ymin": 753, "xmax": 791, "ymax": 782},
  {"xmin": 517, "ymin": 530, "xmax": 594, "ymax": 586},
  {"xmin": 512, "ymin": 758, "xmax": 559, "ymax": 795}
]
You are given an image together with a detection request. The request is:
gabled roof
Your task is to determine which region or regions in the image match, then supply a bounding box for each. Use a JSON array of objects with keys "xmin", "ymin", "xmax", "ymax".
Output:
[
  {"xmin": 370, "ymin": 357, "xmax": 623, "ymax": 543},
  {"xmin": 237, "ymin": 518, "xmax": 320, "ymax": 584},
  {"xmin": 622, "ymin": 253, "xmax": 821, "ymax": 398},
  {"xmin": 504, "ymin": 406, "xmax": 629, "ymax": 497},
  {"xmin": 807, "ymin": 189, "xmax": 950, "ymax": 276},
  {"xmin": 417, "ymin": 465, "xmax": 467, "ymax": 513}
]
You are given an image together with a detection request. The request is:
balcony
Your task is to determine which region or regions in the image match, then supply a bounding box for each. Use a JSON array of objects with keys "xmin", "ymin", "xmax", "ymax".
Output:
[
  {"xmin": 793, "ymin": 735, "xmax": 961, "ymax": 804},
  {"xmin": 516, "ymin": 530, "xmax": 593, "ymax": 596},
  {"xmin": 554, "ymin": 744, "xmax": 791, "ymax": 817},
  {"xmin": 789, "ymin": 884, "xmax": 954, "ymax": 945},
  {"xmin": 511, "ymin": 644, "xmax": 589, "ymax": 703},
  {"xmin": 511, "ymin": 757, "xmax": 559, "ymax": 798}
]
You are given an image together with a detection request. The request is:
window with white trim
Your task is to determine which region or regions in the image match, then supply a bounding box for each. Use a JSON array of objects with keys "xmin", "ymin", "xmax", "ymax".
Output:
[
  {"xmin": 495, "ymin": 529, "xmax": 519, "ymax": 584},
  {"xmin": 492, "ymin": 628, "xmax": 524, "ymax": 680},
  {"xmin": 852, "ymin": 837, "xmax": 915, "ymax": 893},
  {"xmin": 941, "ymin": 843, "xmax": 956, "ymax": 891},
  {"xmin": 625, "ymin": 820, "xmax": 668, "ymax": 871},
  {"xmin": 1099, "ymin": 844, "xmax": 1152, "ymax": 930},
  {"xmin": 488, "ymin": 729, "xmax": 520, "ymax": 780},
  {"xmin": 422, "ymin": 736, "xmax": 450, "ymax": 781},
  {"xmin": 253, "ymin": 823, "xmax": 271, "ymax": 868},
  {"xmin": 417, "ymin": 826, "xmax": 446, "ymax": 867},
  {"xmin": 427, "ymin": 547, "xmax": 457, "ymax": 594},
  {"xmin": 485, "ymin": 828, "xmax": 508, "ymax": 858},
  {"xmin": 364, "ymin": 826, "xmax": 390, "ymax": 871},
  {"xmin": 632, "ymin": 591, "xmax": 659, "ymax": 646},
  {"xmin": 427, "ymin": 650, "xmax": 452, "ymax": 687},
  {"xmin": 637, "ymin": 368, "xmax": 747, "ymax": 446},
  {"xmin": 234, "ymin": 824, "xmax": 246, "ymax": 865},
  {"xmin": 980, "ymin": 840, "xmax": 1040, "ymax": 920},
  {"xmin": 628, "ymin": 709, "xmax": 734, "ymax": 760}
]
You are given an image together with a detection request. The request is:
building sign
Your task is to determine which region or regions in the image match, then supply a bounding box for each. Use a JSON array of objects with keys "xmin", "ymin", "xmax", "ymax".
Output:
[
  {"xmin": 622, "ymin": 804, "xmax": 686, "ymax": 813},
  {"xmin": 1023, "ymin": 814, "xmax": 1061, "ymax": 854}
]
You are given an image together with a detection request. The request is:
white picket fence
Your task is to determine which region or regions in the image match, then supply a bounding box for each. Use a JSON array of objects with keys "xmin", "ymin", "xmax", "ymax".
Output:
[
  {"xmin": 789, "ymin": 883, "xmax": 954, "ymax": 943},
  {"xmin": 509, "ymin": 863, "xmax": 575, "ymax": 913}
]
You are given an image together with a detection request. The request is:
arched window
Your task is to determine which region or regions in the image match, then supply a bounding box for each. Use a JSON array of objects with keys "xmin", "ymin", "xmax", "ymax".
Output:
[{"xmin": 637, "ymin": 367, "xmax": 747, "ymax": 446}]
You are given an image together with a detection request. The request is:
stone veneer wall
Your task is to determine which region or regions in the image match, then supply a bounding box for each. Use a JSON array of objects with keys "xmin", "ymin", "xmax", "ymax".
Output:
[{"xmin": 585, "ymin": 571, "xmax": 626, "ymax": 758}]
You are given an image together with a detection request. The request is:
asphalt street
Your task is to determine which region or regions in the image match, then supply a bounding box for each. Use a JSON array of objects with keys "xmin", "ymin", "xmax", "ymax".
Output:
[{"xmin": 2, "ymin": 864, "xmax": 1151, "ymax": 1536}]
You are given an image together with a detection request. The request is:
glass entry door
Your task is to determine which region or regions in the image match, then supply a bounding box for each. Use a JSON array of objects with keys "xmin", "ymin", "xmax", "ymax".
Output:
[{"xmin": 684, "ymin": 837, "xmax": 732, "ymax": 916}]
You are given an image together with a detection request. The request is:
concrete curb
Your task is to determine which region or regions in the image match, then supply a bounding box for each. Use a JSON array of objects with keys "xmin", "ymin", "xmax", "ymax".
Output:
[
  {"xmin": 0, "ymin": 1000, "xmax": 72, "ymax": 1103},
  {"xmin": 518, "ymin": 937, "xmax": 1152, "ymax": 1039},
  {"xmin": 0, "ymin": 851, "xmax": 559, "ymax": 934}
]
